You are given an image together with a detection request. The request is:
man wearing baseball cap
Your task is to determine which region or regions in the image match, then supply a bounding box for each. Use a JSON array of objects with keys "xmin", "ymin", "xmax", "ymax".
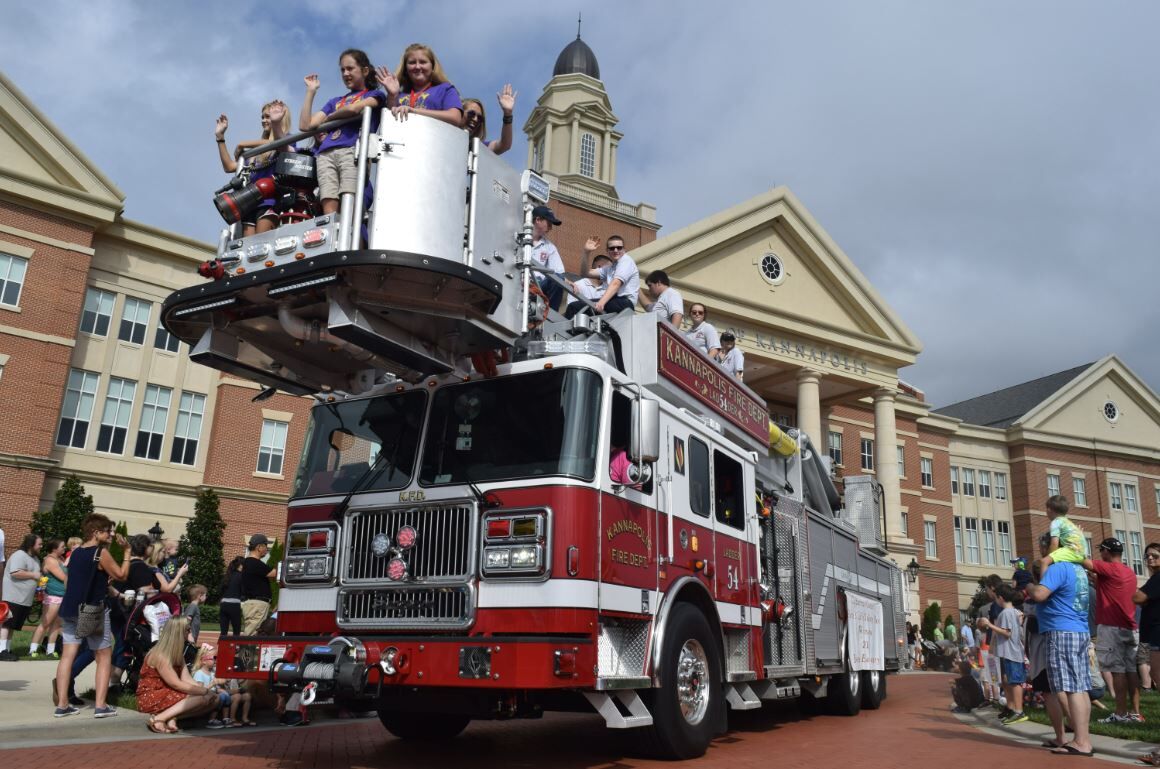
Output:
[
  {"xmin": 1083, "ymin": 537, "xmax": 1141, "ymax": 723},
  {"xmin": 529, "ymin": 205, "xmax": 565, "ymax": 311},
  {"xmin": 241, "ymin": 534, "xmax": 277, "ymax": 636}
]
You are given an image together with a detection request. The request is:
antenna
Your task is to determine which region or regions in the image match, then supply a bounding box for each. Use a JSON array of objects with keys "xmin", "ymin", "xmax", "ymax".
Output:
[{"xmin": 577, "ymin": 12, "xmax": 582, "ymax": 39}]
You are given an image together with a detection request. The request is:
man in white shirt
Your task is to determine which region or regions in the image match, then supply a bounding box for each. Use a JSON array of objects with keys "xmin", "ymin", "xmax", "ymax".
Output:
[
  {"xmin": 578, "ymin": 234, "xmax": 639, "ymax": 315},
  {"xmin": 567, "ymin": 254, "xmax": 610, "ymax": 314},
  {"xmin": 718, "ymin": 332, "xmax": 744, "ymax": 380},
  {"xmin": 642, "ymin": 270, "xmax": 684, "ymax": 326},
  {"xmin": 529, "ymin": 205, "xmax": 565, "ymax": 310},
  {"xmin": 684, "ymin": 303, "xmax": 721, "ymax": 359}
]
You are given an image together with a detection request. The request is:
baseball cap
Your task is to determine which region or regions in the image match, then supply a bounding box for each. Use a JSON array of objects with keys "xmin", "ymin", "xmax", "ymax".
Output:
[
  {"xmin": 532, "ymin": 205, "xmax": 561, "ymax": 225},
  {"xmin": 248, "ymin": 533, "xmax": 270, "ymax": 549},
  {"xmin": 720, "ymin": 332, "xmax": 736, "ymax": 342},
  {"xmin": 1009, "ymin": 556, "xmax": 1027, "ymax": 569},
  {"xmin": 1098, "ymin": 537, "xmax": 1124, "ymax": 554}
]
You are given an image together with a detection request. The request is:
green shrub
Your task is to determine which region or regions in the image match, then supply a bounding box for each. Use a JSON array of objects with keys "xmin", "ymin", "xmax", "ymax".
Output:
[{"xmin": 922, "ymin": 601, "xmax": 942, "ymax": 642}]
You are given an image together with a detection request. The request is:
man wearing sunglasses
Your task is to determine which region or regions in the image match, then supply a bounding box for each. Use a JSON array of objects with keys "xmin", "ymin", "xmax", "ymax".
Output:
[
  {"xmin": 1082, "ymin": 537, "xmax": 1142, "ymax": 724},
  {"xmin": 579, "ymin": 234, "xmax": 639, "ymax": 315}
]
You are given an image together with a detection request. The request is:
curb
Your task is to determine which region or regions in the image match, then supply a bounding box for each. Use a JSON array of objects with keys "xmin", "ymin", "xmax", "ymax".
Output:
[{"xmin": 954, "ymin": 704, "xmax": 1157, "ymax": 762}]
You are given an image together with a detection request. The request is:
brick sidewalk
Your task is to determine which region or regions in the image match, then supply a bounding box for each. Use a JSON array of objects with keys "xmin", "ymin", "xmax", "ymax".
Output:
[{"xmin": 0, "ymin": 673, "xmax": 1132, "ymax": 767}]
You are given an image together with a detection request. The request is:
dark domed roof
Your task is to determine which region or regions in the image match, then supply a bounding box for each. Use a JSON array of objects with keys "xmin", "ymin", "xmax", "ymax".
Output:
[{"xmin": 553, "ymin": 36, "xmax": 600, "ymax": 79}]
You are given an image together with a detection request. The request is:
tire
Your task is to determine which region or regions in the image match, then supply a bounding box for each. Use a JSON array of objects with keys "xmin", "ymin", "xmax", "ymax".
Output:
[
  {"xmin": 860, "ymin": 670, "xmax": 885, "ymax": 710},
  {"xmin": 641, "ymin": 603, "xmax": 723, "ymax": 760},
  {"xmin": 377, "ymin": 711, "xmax": 470, "ymax": 741},
  {"xmin": 827, "ymin": 666, "xmax": 862, "ymax": 716}
]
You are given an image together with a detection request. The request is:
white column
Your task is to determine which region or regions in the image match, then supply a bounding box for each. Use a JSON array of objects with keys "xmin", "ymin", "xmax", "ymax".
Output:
[
  {"xmin": 569, "ymin": 117, "xmax": 580, "ymax": 174},
  {"xmin": 602, "ymin": 131, "xmax": 612, "ymax": 184},
  {"xmin": 873, "ymin": 388, "xmax": 902, "ymax": 543},
  {"xmin": 542, "ymin": 125, "xmax": 553, "ymax": 174},
  {"xmin": 796, "ymin": 370, "xmax": 822, "ymax": 447}
]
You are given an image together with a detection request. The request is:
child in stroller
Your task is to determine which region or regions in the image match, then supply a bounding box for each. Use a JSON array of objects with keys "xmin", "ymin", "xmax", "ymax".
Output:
[
  {"xmin": 922, "ymin": 638, "xmax": 959, "ymax": 672},
  {"xmin": 121, "ymin": 592, "xmax": 195, "ymax": 693}
]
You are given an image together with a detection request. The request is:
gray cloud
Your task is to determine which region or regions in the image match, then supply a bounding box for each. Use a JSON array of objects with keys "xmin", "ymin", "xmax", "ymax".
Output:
[{"xmin": 3, "ymin": 0, "xmax": 1156, "ymax": 406}]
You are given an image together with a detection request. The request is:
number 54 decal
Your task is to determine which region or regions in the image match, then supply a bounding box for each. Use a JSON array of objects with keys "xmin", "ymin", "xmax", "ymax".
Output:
[{"xmin": 726, "ymin": 564, "xmax": 739, "ymax": 591}]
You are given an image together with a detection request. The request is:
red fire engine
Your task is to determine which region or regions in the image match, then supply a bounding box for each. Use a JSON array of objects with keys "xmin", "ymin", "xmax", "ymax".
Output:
[{"xmin": 162, "ymin": 109, "xmax": 906, "ymax": 759}]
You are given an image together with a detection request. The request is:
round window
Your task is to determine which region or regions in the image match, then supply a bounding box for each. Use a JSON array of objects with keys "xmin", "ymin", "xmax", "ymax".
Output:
[
  {"xmin": 1102, "ymin": 400, "xmax": 1119, "ymax": 423},
  {"xmin": 759, "ymin": 253, "xmax": 785, "ymax": 285}
]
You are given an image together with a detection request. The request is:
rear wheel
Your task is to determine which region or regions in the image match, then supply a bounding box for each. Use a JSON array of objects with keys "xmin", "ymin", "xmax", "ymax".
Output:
[
  {"xmin": 827, "ymin": 665, "xmax": 862, "ymax": 716},
  {"xmin": 641, "ymin": 603, "xmax": 723, "ymax": 759},
  {"xmin": 860, "ymin": 670, "xmax": 885, "ymax": 710},
  {"xmin": 377, "ymin": 711, "xmax": 470, "ymax": 741}
]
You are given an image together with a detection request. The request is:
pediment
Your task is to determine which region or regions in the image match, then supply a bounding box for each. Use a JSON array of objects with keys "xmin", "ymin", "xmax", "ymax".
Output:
[
  {"xmin": 632, "ymin": 186, "xmax": 921, "ymax": 367},
  {"xmin": 0, "ymin": 72, "xmax": 123, "ymax": 221},
  {"xmin": 1019, "ymin": 356, "xmax": 1160, "ymax": 448}
]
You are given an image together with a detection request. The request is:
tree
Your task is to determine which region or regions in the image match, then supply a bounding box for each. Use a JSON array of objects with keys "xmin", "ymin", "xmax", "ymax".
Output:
[
  {"xmin": 921, "ymin": 601, "xmax": 942, "ymax": 642},
  {"xmin": 178, "ymin": 488, "xmax": 226, "ymax": 602},
  {"xmin": 967, "ymin": 577, "xmax": 992, "ymax": 619},
  {"xmin": 31, "ymin": 475, "xmax": 94, "ymax": 543}
]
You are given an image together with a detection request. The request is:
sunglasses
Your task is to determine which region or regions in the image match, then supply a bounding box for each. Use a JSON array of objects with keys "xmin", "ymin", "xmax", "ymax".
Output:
[
  {"xmin": 465, "ymin": 110, "xmax": 481, "ymax": 119},
  {"xmin": 1147, "ymin": 553, "xmax": 1160, "ymax": 560},
  {"xmin": 607, "ymin": 245, "xmax": 625, "ymax": 251},
  {"xmin": 690, "ymin": 310, "xmax": 705, "ymax": 315}
]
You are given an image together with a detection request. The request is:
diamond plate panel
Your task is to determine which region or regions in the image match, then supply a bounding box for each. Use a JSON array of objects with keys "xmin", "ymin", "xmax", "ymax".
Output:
[
  {"xmin": 598, "ymin": 619, "xmax": 650, "ymax": 678},
  {"xmin": 725, "ymin": 628, "xmax": 751, "ymax": 674}
]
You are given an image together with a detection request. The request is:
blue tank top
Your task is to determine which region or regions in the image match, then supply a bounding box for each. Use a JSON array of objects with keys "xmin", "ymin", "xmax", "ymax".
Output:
[
  {"xmin": 45, "ymin": 558, "xmax": 67, "ymax": 597},
  {"xmin": 60, "ymin": 546, "xmax": 108, "ymax": 619}
]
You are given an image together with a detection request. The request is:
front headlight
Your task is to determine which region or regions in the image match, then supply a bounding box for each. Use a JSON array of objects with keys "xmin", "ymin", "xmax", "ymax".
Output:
[
  {"xmin": 485, "ymin": 548, "xmax": 510, "ymax": 569},
  {"xmin": 510, "ymin": 546, "xmax": 539, "ymax": 568}
]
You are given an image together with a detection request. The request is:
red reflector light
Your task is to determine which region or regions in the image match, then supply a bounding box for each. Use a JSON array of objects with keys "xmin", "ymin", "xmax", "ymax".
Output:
[
  {"xmin": 487, "ymin": 519, "xmax": 511, "ymax": 539},
  {"xmin": 307, "ymin": 531, "xmax": 329, "ymax": 549},
  {"xmin": 302, "ymin": 229, "xmax": 327, "ymax": 248}
]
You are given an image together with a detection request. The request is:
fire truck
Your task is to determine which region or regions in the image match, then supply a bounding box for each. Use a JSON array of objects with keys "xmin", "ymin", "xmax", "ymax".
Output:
[{"xmin": 162, "ymin": 109, "xmax": 906, "ymax": 759}]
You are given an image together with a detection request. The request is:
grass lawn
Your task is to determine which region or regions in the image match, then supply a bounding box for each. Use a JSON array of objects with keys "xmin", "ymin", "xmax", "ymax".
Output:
[
  {"xmin": 1022, "ymin": 687, "xmax": 1160, "ymax": 743},
  {"xmin": 4, "ymin": 629, "xmax": 35, "ymax": 657}
]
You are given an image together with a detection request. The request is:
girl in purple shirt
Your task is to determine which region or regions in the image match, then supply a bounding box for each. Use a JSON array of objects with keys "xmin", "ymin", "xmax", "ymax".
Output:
[{"xmin": 377, "ymin": 44, "xmax": 463, "ymax": 128}]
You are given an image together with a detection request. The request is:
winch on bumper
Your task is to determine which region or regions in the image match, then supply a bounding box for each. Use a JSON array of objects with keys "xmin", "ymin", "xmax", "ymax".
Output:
[{"xmin": 223, "ymin": 635, "xmax": 596, "ymax": 697}]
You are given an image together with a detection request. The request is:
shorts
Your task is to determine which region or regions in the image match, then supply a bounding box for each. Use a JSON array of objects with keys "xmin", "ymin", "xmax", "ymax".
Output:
[
  {"xmin": 1001, "ymin": 657, "xmax": 1027, "ymax": 684},
  {"xmin": 315, "ymin": 146, "xmax": 358, "ymax": 201},
  {"xmin": 43, "ymin": 595, "xmax": 63, "ymax": 607},
  {"xmin": 1032, "ymin": 669, "xmax": 1051, "ymax": 693},
  {"xmin": 2, "ymin": 601, "xmax": 32, "ymax": 630},
  {"xmin": 1095, "ymin": 625, "xmax": 1139, "ymax": 673},
  {"xmin": 61, "ymin": 613, "xmax": 113, "ymax": 652},
  {"xmin": 1045, "ymin": 631, "xmax": 1092, "ymax": 693},
  {"xmin": 1138, "ymin": 641, "xmax": 1153, "ymax": 667},
  {"xmin": 1048, "ymin": 546, "xmax": 1085, "ymax": 564}
]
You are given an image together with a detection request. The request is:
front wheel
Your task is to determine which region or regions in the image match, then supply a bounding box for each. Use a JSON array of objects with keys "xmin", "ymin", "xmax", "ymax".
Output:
[
  {"xmin": 378, "ymin": 711, "xmax": 470, "ymax": 741},
  {"xmin": 641, "ymin": 603, "xmax": 723, "ymax": 759}
]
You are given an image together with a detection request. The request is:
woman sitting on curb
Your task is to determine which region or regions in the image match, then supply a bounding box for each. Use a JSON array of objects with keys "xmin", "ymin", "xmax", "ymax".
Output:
[{"xmin": 136, "ymin": 616, "xmax": 217, "ymax": 734}]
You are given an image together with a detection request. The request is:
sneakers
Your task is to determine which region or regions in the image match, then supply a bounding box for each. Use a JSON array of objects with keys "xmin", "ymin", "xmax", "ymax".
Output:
[
  {"xmin": 997, "ymin": 708, "xmax": 1014, "ymax": 720},
  {"xmin": 53, "ymin": 706, "xmax": 80, "ymax": 718},
  {"xmin": 29, "ymin": 651, "xmax": 41, "ymax": 659},
  {"xmin": 1002, "ymin": 711, "xmax": 1029, "ymax": 725},
  {"xmin": 93, "ymin": 706, "xmax": 118, "ymax": 719},
  {"xmin": 206, "ymin": 719, "xmax": 225, "ymax": 729},
  {"xmin": 1098, "ymin": 712, "xmax": 1132, "ymax": 724},
  {"xmin": 0, "ymin": 650, "xmax": 19, "ymax": 661},
  {"xmin": 1129, "ymin": 712, "xmax": 1147, "ymax": 723}
]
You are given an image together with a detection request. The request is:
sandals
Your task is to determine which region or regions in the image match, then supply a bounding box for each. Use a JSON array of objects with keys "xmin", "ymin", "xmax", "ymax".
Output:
[
  {"xmin": 1139, "ymin": 751, "xmax": 1160, "ymax": 766},
  {"xmin": 243, "ymin": 720, "xmax": 258, "ymax": 727},
  {"xmin": 146, "ymin": 717, "xmax": 168, "ymax": 735}
]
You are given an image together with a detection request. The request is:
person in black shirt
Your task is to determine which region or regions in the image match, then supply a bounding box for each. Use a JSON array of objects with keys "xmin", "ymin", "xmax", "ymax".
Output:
[
  {"xmin": 240, "ymin": 535, "xmax": 277, "ymax": 635},
  {"xmin": 219, "ymin": 556, "xmax": 245, "ymax": 636}
]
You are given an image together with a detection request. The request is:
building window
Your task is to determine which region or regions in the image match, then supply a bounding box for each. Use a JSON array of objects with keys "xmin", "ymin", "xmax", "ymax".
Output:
[
  {"xmin": 900, "ymin": 511, "xmax": 908, "ymax": 536},
  {"xmin": 154, "ymin": 325, "xmax": 180, "ymax": 353},
  {"xmin": 827, "ymin": 431, "xmax": 843, "ymax": 466},
  {"xmin": 920, "ymin": 457, "xmax": 933, "ymax": 488},
  {"xmin": 1130, "ymin": 531, "xmax": 1145, "ymax": 576},
  {"xmin": 998, "ymin": 521, "xmax": 1012, "ymax": 564},
  {"xmin": 95, "ymin": 377, "xmax": 137, "ymax": 454},
  {"xmin": 1110, "ymin": 482, "xmax": 1123, "ymax": 510},
  {"xmin": 0, "ymin": 253, "xmax": 29, "ymax": 308},
  {"xmin": 1085, "ymin": 536, "xmax": 1093, "ymax": 557},
  {"xmin": 134, "ymin": 384, "xmax": 171, "ymax": 460},
  {"xmin": 1156, "ymin": 484, "xmax": 1160, "ymax": 516},
  {"xmin": 80, "ymin": 287, "xmax": 115, "ymax": 336},
  {"xmin": 257, "ymin": 419, "xmax": 289, "ymax": 475},
  {"xmin": 978, "ymin": 470, "xmax": 991, "ymax": 499},
  {"xmin": 170, "ymin": 391, "xmax": 205, "ymax": 465},
  {"xmin": 1047, "ymin": 473, "xmax": 1061, "ymax": 498},
  {"xmin": 962, "ymin": 468, "xmax": 976, "ymax": 497},
  {"xmin": 924, "ymin": 521, "xmax": 937, "ymax": 559},
  {"xmin": 981, "ymin": 519, "xmax": 996, "ymax": 565},
  {"xmin": 896, "ymin": 445, "xmax": 906, "ymax": 477},
  {"xmin": 56, "ymin": 369, "xmax": 100, "ymax": 448},
  {"xmin": 951, "ymin": 466, "xmax": 959, "ymax": 495},
  {"xmin": 532, "ymin": 137, "xmax": 544, "ymax": 172},
  {"xmin": 1126, "ymin": 484, "xmax": 1139, "ymax": 514},
  {"xmin": 953, "ymin": 516, "xmax": 964, "ymax": 563},
  {"xmin": 1073, "ymin": 476, "xmax": 1087, "ymax": 507},
  {"xmin": 860, "ymin": 438, "xmax": 874, "ymax": 471},
  {"xmin": 579, "ymin": 132, "xmax": 596, "ymax": 178},
  {"xmin": 118, "ymin": 297, "xmax": 151, "ymax": 345},
  {"xmin": 995, "ymin": 473, "xmax": 1008, "ymax": 501},
  {"xmin": 965, "ymin": 518, "xmax": 979, "ymax": 564}
]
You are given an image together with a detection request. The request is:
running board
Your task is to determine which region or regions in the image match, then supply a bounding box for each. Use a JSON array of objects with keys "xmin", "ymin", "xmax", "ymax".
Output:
[
  {"xmin": 724, "ymin": 682, "xmax": 762, "ymax": 710},
  {"xmin": 582, "ymin": 690, "xmax": 653, "ymax": 728},
  {"xmin": 750, "ymin": 679, "xmax": 803, "ymax": 700}
]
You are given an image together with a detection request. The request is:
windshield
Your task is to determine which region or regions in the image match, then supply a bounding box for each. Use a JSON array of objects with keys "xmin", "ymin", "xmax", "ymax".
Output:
[
  {"xmin": 420, "ymin": 368, "xmax": 602, "ymax": 485},
  {"xmin": 292, "ymin": 391, "xmax": 427, "ymax": 498}
]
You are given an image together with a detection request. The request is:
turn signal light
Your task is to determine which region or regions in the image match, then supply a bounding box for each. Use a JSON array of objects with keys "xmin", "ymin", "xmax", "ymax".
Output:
[{"xmin": 487, "ymin": 519, "xmax": 512, "ymax": 539}]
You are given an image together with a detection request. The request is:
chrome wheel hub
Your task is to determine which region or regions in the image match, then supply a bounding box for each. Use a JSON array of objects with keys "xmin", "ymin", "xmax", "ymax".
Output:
[
  {"xmin": 849, "ymin": 670, "xmax": 861, "ymax": 696},
  {"xmin": 677, "ymin": 639, "xmax": 710, "ymax": 724}
]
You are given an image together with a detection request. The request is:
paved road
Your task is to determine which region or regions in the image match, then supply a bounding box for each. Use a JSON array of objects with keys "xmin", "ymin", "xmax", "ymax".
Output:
[{"xmin": 0, "ymin": 673, "xmax": 1133, "ymax": 766}]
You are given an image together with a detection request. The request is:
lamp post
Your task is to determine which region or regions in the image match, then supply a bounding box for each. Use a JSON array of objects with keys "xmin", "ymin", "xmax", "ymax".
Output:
[
  {"xmin": 906, "ymin": 558, "xmax": 920, "ymax": 584},
  {"xmin": 149, "ymin": 522, "xmax": 164, "ymax": 543}
]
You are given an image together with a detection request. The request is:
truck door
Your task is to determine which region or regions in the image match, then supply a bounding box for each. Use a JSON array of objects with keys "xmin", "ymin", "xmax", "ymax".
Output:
[{"xmin": 710, "ymin": 449, "xmax": 751, "ymax": 624}]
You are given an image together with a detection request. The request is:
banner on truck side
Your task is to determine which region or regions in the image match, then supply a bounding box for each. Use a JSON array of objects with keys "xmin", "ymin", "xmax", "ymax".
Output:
[{"xmin": 846, "ymin": 591, "xmax": 884, "ymax": 671}]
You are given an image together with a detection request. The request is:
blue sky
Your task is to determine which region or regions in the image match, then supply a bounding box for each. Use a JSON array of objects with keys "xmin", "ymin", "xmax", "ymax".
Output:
[{"xmin": 3, "ymin": 1, "xmax": 1159, "ymax": 404}]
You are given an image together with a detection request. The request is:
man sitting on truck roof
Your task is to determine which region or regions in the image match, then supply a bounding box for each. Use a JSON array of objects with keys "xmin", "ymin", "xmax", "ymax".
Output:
[
  {"xmin": 641, "ymin": 270, "xmax": 684, "ymax": 326},
  {"xmin": 580, "ymin": 234, "xmax": 639, "ymax": 316},
  {"xmin": 530, "ymin": 206, "xmax": 566, "ymax": 311}
]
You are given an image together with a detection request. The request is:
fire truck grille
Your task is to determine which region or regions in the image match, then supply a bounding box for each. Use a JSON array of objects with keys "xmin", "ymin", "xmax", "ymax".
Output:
[
  {"xmin": 342, "ymin": 502, "xmax": 476, "ymax": 583},
  {"xmin": 338, "ymin": 585, "xmax": 474, "ymax": 629}
]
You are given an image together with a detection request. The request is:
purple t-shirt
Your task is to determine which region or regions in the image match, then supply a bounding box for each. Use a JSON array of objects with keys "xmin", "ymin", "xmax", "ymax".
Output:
[
  {"xmin": 395, "ymin": 82, "xmax": 463, "ymax": 114},
  {"xmin": 318, "ymin": 88, "xmax": 387, "ymax": 153}
]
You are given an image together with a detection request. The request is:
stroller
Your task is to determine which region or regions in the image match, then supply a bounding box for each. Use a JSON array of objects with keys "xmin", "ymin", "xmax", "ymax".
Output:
[
  {"xmin": 120, "ymin": 592, "xmax": 194, "ymax": 693},
  {"xmin": 921, "ymin": 638, "xmax": 959, "ymax": 672}
]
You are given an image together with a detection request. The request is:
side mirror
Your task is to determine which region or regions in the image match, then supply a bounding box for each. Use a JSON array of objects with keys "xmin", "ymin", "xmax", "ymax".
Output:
[{"xmin": 630, "ymin": 398, "xmax": 660, "ymax": 463}]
